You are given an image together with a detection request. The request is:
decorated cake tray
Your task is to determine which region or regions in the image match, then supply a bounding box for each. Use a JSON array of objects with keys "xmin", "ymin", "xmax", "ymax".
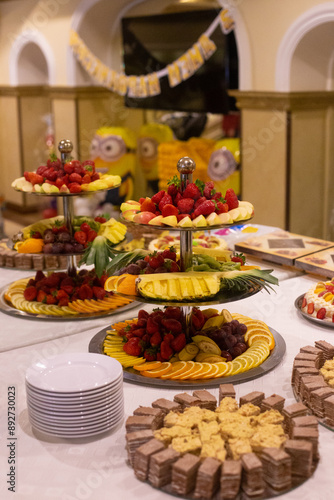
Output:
[
  {"xmin": 124, "ymin": 385, "xmax": 318, "ymax": 499},
  {"xmin": 291, "ymin": 340, "xmax": 334, "ymax": 432},
  {"xmin": 294, "ymin": 295, "xmax": 334, "ymax": 329},
  {"xmin": 235, "ymin": 230, "xmax": 334, "ymax": 267}
]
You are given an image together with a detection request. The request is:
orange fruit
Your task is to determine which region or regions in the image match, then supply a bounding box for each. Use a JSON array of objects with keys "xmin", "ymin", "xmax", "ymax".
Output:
[
  {"xmin": 171, "ymin": 361, "xmax": 196, "ymax": 380},
  {"xmin": 177, "ymin": 362, "xmax": 204, "ymax": 380},
  {"xmin": 200, "ymin": 364, "xmax": 220, "ymax": 379},
  {"xmin": 212, "ymin": 362, "xmax": 231, "ymax": 378},
  {"xmin": 161, "ymin": 361, "xmax": 189, "ymax": 379},
  {"xmin": 142, "ymin": 362, "xmax": 172, "ymax": 378},
  {"xmin": 188, "ymin": 363, "xmax": 213, "ymax": 380},
  {"xmin": 243, "ymin": 320, "xmax": 271, "ymax": 332},
  {"xmin": 248, "ymin": 333, "xmax": 275, "ymax": 350},
  {"xmin": 133, "ymin": 361, "xmax": 162, "ymax": 371}
]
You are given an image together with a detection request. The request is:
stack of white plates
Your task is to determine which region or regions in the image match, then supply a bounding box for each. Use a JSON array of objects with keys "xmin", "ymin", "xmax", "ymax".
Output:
[{"xmin": 25, "ymin": 353, "xmax": 123, "ymax": 438}]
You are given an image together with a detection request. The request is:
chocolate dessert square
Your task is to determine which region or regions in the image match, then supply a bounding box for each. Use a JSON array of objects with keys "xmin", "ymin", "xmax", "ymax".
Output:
[
  {"xmin": 219, "ymin": 384, "xmax": 236, "ymax": 402},
  {"xmin": 284, "ymin": 439, "xmax": 313, "ymax": 478},
  {"xmin": 241, "ymin": 452, "xmax": 265, "ymax": 497},
  {"xmin": 152, "ymin": 398, "xmax": 182, "ymax": 414},
  {"xmin": 194, "ymin": 457, "xmax": 221, "ymax": 499},
  {"xmin": 261, "ymin": 394, "xmax": 285, "ymax": 412},
  {"xmin": 292, "ymin": 366, "xmax": 319, "ymax": 391},
  {"xmin": 282, "ymin": 402, "xmax": 308, "ymax": 434},
  {"xmin": 310, "ymin": 387, "xmax": 334, "ymax": 417},
  {"xmin": 261, "ymin": 447, "xmax": 292, "ymax": 491},
  {"xmin": 126, "ymin": 429, "xmax": 154, "ymax": 465},
  {"xmin": 171, "ymin": 453, "xmax": 201, "ymax": 495},
  {"xmin": 148, "ymin": 448, "xmax": 181, "ymax": 488},
  {"xmin": 125, "ymin": 415, "xmax": 159, "ymax": 433},
  {"xmin": 220, "ymin": 460, "xmax": 242, "ymax": 500},
  {"xmin": 192, "ymin": 389, "xmax": 217, "ymax": 410},
  {"xmin": 239, "ymin": 391, "xmax": 265, "ymax": 407},
  {"xmin": 323, "ymin": 394, "xmax": 334, "ymax": 425},
  {"xmin": 314, "ymin": 341, "xmax": 334, "ymax": 360},
  {"xmin": 291, "ymin": 426, "xmax": 319, "ymax": 460},
  {"xmin": 174, "ymin": 392, "xmax": 200, "ymax": 408},
  {"xmin": 133, "ymin": 438, "xmax": 165, "ymax": 481},
  {"xmin": 133, "ymin": 406, "xmax": 164, "ymax": 428},
  {"xmin": 32, "ymin": 254, "xmax": 44, "ymax": 269}
]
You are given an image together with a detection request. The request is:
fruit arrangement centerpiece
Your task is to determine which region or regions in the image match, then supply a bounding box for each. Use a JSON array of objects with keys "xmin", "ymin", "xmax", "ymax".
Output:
[{"xmin": 1, "ymin": 139, "xmax": 137, "ymax": 320}]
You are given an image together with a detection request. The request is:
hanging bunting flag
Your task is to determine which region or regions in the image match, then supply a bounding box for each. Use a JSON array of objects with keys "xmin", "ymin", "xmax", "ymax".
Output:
[{"xmin": 69, "ymin": 7, "xmax": 235, "ymax": 98}]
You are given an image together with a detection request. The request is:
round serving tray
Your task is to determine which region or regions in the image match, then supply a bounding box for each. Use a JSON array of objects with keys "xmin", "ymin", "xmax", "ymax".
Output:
[
  {"xmin": 0, "ymin": 284, "xmax": 140, "ymax": 321},
  {"xmin": 13, "ymin": 182, "xmax": 121, "ymax": 197},
  {"xmin": 109, "ymin": 283, "xmax": 263, "ymax": 308},
  {"xmin": 120, "ymin": 215, "xmax": 253, "ymax": 232},
  {"xmin": 294, "ymin": 294, "xmax": 334, "ymax": 329},
  {"xmin": 89, "ymin": 326, "xmax": 286, "ymax": 389}
]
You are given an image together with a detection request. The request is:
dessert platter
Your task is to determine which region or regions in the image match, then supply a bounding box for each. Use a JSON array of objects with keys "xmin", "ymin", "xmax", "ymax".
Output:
[
  {"xmin": 0, "ymin": 139, "xmax": 138, "ymax": 320},
  {"xmin": 124, "ymin": 384, "xmax": 319, "ymax": 499},
  {"xmin": 89, "ymin": 157, "xmax": 285, "ymax": 387},
  {"xmin": 295, "ymin": 278, "xmax": 334, "ymax": 327},
  {"xmin": 292, "ymin": 340, "xmax": 334, "ymax": 431}
]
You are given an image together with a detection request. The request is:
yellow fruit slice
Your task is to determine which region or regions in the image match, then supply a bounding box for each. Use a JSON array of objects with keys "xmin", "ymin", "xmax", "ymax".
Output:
[
  {"xmin": 242, "ymin": 320, "xmax": 271, "ymax": 331},
  {"xmin": 230, "ymin": 359, "xmax": 244, "ymax": 375},
  {"xmin": 160, "ymin": 361, "xmax": 189, "ymax": 379},
  {"xmin": 170, "ymin": 361, "xmax": 195, "ymax": 379},
  {"xmin": 133, "ymin": 361, "xmax": 162, "ymax": 371},
  {"xmin": 234, "ymin": 356, "xmax": 249, "ymax": 370},
  {"xmin": 177, "ymin": 362, "xmax": 204, "ymax": 380},
  {"xmin": 244, "ymin": 326, "xmax": 272, "ymax": 342},
  {"xmin": 237, "ymin": 353, "xmax": 256, "ymax": 370},
  {"xmin": 248, "ymin": 333, "xmax": 275, "ymax": 350},
  {"xmin": 141, "ymin": 362, "xmax": 172, "ymax": 378},
  {"xmin": 222, "ymin": 362, "xmax": 234, "ymax": 376},
  {"xmin": 200, "ymin": 363, "xmax": 220, "ymax": 379},
  {"xmin": 212, "ymin": 362, "xmax": 231, "ymax": 378},
  {"xmin": 188, "ymin": 362, "xmax": 213, "ymax": 379}
]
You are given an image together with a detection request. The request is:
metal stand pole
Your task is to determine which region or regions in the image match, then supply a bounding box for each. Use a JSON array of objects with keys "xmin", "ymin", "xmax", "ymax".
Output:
[{"xmin": 58, "ymin": 140, "xmax": 77, "ymax": 277}]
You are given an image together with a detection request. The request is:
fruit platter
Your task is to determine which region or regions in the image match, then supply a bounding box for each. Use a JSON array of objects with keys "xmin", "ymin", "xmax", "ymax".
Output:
[
  {"xmin": 89, "ymin": 306, "xmax": 285, "ymax": 388},
  {"xmin": 0, "ymin": 139, "xmax": 139, "ymax": 320}
]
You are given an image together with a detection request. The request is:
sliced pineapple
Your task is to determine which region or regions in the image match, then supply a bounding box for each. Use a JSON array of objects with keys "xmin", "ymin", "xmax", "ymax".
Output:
[{"xmin": 136, "ymin": 272, "xmax": 221, "ymax": 301}]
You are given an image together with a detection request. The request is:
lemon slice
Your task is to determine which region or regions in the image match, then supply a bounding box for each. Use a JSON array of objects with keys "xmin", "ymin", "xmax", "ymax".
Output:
[
  {"xmin": 248, "ymin": 333, "xmax": 275, "ymax": 350},
  {"xmin": 200, "ymin": 363, "xmax": 220, "ymax": 379},
  {"xmin": 230, "ymin": 359, "xmax": 244, "ymax": 375},
  {"xmin": 212, "ymin": 362, "xmax": 230, "ymax": 378}
]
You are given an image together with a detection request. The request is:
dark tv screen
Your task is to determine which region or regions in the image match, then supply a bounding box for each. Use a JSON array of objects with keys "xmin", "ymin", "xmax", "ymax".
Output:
[{"xmin": 121, "ymin": 9, "xmax": 238, "ymax": 114}]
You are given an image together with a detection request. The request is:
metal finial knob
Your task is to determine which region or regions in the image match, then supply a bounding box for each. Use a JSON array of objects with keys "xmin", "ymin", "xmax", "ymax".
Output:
[
  {"xmin": 177, "ymin": 156, "xmax": 196, "ymax": 174},
  {"xmin": 58, "ymin": 139, "xmax": 73, "ymax": 154}
]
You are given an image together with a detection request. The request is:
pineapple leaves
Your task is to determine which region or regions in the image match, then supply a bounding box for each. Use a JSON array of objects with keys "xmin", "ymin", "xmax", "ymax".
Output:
[{"xmin": 219, "ymin": 269, "xmax": 278, "ymax": 294}]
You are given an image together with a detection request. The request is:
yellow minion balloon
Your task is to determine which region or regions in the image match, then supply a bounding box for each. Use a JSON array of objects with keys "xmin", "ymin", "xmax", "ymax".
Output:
[
  {"xmin": 90, "ymin": 126, "xmax": 136, "ymax": 206},
  {"xmin": 207, "ymin": 138, "xmax": 240, "ymax": 196},
  {"xmin": 138, "ymin": 123, "xmax": 174, "ymax": 192}
]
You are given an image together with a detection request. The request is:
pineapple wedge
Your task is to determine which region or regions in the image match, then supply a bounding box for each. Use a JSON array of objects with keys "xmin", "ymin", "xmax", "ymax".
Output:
[{"xmin": 136, "ymin": 272, "xmax": 220, "ymax": 301}]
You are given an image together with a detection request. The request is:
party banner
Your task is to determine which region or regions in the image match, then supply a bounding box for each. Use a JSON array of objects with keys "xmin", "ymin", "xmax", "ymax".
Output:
[{"xmin": 69, "ymin": 8, "xmax": 235, "ymax": 97}]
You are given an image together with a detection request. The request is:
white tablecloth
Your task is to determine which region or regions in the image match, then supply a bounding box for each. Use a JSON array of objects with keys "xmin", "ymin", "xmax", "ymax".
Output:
[{"xmin": 1, "ymin": 274, "xmax": 334, "ymax": 499}]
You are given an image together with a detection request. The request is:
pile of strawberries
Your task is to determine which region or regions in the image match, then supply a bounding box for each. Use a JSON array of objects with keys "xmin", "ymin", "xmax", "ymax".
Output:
[
  {"xmin": 139, "ymin": 177, "xmax": 239, "ymax": 221},
  {"xmin": 23, "ymin": 269, "xmax": 110, "ymax": 307},
  {"xmin": 120, "ymin": 307, "xmax": 205, "ymax": 361},
  {"xmin": 24, "ymin": 157, "xmax": 99, "ymax": 194}
]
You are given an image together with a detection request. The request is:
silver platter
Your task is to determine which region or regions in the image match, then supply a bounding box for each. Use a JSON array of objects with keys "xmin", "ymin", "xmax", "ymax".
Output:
[
  {"xmin": 294, "ymin": 294, "xmax": 334, "ymax": 329},
  {"xmin": 0, "ymin": 283, "xmax": 140, "ymax": 321},
  {"xmin": 120, "ymin": 215, "xmax": 253, "ymax": 232},
  {"xmin": 89, "ymin": 326, "xmax": 286, "ymax": 389},
  {"xmin": 13, "ymin": 183, "xmax": 121, "ymax": 197}
]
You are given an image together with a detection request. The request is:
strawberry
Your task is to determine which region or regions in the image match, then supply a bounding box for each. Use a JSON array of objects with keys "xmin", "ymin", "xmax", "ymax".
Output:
[
  {"xmin": 161, "ymin": 204, "xmax": 179, "ymax": 217},
  {"xmin": 146, "ymin": 316, "xmax": 160, "ymax": 335},
  {"xmin": 44, "ymin": 168, "xmax": 57, "ymax": 182},
  {"xmin": 203, "ymin": 181, "xmax": 215, "ymax": 199},
  {"xmin": 78, "ymin": 284, "xmax": 93, "ymax": 300},
  {"xmin": 164, "ymin": 260, "xmax": 180, "ymax": 272},
  {"xmin": 191, "ymin": 308, "xmax": 205, "ymax": 330},
  {"xmin": 87, "ymin": 229, "xmax": 97, "ymax": 242},
  {"xmin": 144, "ymin": 349, "xmax": 157, "ymax": 361},
  {"xmin": 141, "ymin": 198, "xmax": 156, "ymax": 213},
  {"xmin": 177, "ymin": 214, "xmax": 190, "ymax": 222},
  {"xmin": 231, "ymin": 253, "xmax": 246, "ymax": 265},
  {"xmin": 37, "ymin": 290, "xmax": 47, "ymax": 303},
  {"xmin": 302, "ymin": 297, "xmax": 307, "ymax": 308},
  {"xmin": 92, "ymin": 286, "xmax": 105, "ymax": 300},
  {"xmin": 307, "ymin": 303, "xmax": 314, "ymax": 314},
  {"xmin": 216, "ymin": 201, "xmax": 228, "ymax": 214},
  {"xmin": 225, "ymin": 188, "xmax": 239, "ymax": 209},
  {"xmin": 64, "ymin": 162, "xmax": 74, "ymax": 174},
  {"xmin": 151, "ymin": 190, "xmax": 166, "ymax": 205},
  {"xmin": 159, "ymin": 340, "xmax": 174, "ymax": 360},
  {"xmin": 167, "ymin": 183, "xmax": 179, "ymax": 198},
  {"xmin": 194, "ymin": 196, "xmax": 207, "ymax": 209},
  {"xmin": 81, "ymin": 174, "xmax": 91, "ymax": 184},
  {"xmin": 148, "ymin": 253, "xmax": 164, "ymax": 269},
  {"xmin": 69, "ymin": 182, "xmax": 82, "ymax": 193},
  {"xmin": 46, "ymin": 294, "xmax": 57, "ymax": 305},
  {"xmin": 164, "ymin": 306, "xmax": 182, "ymax": 320},
  {"xmin": 177, "ymin": 198, "xmax": 194, "ymax": 214},
  {"xmin": 36, "ymin": 165, "xmax": 48, "ymax": 177},
  {"xmin": 138, "ymin": 309, "xmax": 149, "ymax": 320},
  {"xmin": 150, "ymin": 331, "xmax": 162, "ymax": 347},
  {"xmin": 58, "ymin": 297, "xmax": 69, "ymax": 307},
  {"xmin": 161, "ymin": 247, "xmax": 177, "ymax": 261},
  {"xmin": 131, "ymin": 328, "xmax": 146, "ymax": 338},
  {"xmin": 317, "ymin": 308, "xmax": 326, "ymax": 320},
  {"xmin": 158, "ymin": 194, "xmax": 173, "ymax": 212},
  {"xmin": 136, "ymin": 318, "xmax": 147, "ymax": 329},
  {"xmin": 69, "ymin": 173, "xmax": 82, "ymax": 184},
  {"xmin": 123, "ymin": 337, "xmax": 144, "ymax": 356},
  {"xmin": 23, "ymin": 286, "xmax": 37, "ymax": 301},
  {"xmin": 182, "ymin": 182, "xmax": 201, "ymax": 200},
  {"xmin": 193, "ymin": 200, "xmax": 216, "ymax": 218},
  {"xmin": 28, "ymin": 172, "xmax": 44, "ymax": 185},
  {"xmin": 161, "ymin": 318, "xmax": 182, "ymax": 334},
  {"xmin": 171, "ymin": 333, "xmax": 186, "ymax": 352},
  {"xmin": 91, "ymin": 172, "xmax": 100, "ymax": 181},
  {"xmin": 57, "ymin": 289, "xmax": 69, "ymax": 301}
]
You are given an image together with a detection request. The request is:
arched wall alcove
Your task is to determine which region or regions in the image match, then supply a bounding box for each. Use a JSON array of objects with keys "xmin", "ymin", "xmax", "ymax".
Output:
[{"xmin": 9, "ymin": 30, "xmax": 55, "ymax": 85}]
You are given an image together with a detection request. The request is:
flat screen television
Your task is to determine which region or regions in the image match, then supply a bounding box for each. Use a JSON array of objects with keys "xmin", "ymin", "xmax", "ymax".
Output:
[{"xmin": 121, "ymin": 9, "xmax": 238, "ymax": 114}]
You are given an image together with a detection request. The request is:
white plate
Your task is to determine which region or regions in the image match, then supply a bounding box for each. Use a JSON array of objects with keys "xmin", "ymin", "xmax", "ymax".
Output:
[
  {"xmin": 27, "ymin": 398, "xmax": 123, "ymax": 422},
  {"xmin": 25, "ymin": 372, "xmax": 123, "ymax": 397},
  {"xmin": 31, "ymin": 421, "xmax": 122, "ymax": 439},
  {"xmin": 25, "ymin": 353, "xmax": 122, "ymax": 392},
  {"xmin": 25, "ymin": 385, "xmax": 123, "ymax": 406},
  {"xmin": 26, "ymin": 391, "xmax": 123, "ymax": 412},
  {"xmin": 26, "ymin": 379, "xmax": 123, "ymax": 401},
  {"xmin": 28, "ymin": 412, "xmax": 123, "ymax": 432},
  {"xmin": 28, "ymin": 408, "xmax": 123, "ymax": 427}
]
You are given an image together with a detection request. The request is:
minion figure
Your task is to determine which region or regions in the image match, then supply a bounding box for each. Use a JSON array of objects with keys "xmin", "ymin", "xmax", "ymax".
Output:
[
  {"xmin": 137, "ymin": 123, "xmax": 174, "ymax": 192},
  {"xmin": 90, "ymin": 126, "xmax": 137, "ymax": 206},
  {"xmin": 207, "ymin": 138, "xmax": 241, "ymax": 196}
]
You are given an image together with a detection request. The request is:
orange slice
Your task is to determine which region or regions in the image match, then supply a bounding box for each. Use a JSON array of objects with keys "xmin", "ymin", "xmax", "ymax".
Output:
[
  {"xmin": 133, "ymin": 361, "xmax": 162, "ymax": 371},
  {"xmin": 244, "ymin": 327, "xmax": 272, "ymax": 342},
  {"xmin": 188, "ymin": 363, "xmax": 213, "ymax": 380},
  {"xmin": 212, "ymin": 362, "xmax": 230, "ymax": 378},
  {"xmin": 160, "ymin": 361, "xmax": 189, "ymax": 379},
  {"xmin": 141, "ymin": 362, "xmax": 172, "ymax": 378},
  {"xmin": 200, "ymin": 364, "xmax": 220, "ymax": 379},
  {"xmin": 222, "ymin": 362, "xmax": 234, "ymax": 377},
  {"xmin": 170, "ymin": 361, "xmax": 196, "ymax": 380},
  {"xmin": 243, "ymin": 320, "xmax": 271, "ymax": 331},
  {"xmin": 177, "ymin": 362, "xmax": 204, "ymax": 380},
  {"xmin": 248, "ymin": 333, "xmax": 275, "ymax": 350}
]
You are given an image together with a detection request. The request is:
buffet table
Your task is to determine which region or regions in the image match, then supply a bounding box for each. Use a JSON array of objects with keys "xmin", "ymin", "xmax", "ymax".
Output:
[{"xmin": 1, "ymin": 259, "xmax": 334, "ymax": 499}]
